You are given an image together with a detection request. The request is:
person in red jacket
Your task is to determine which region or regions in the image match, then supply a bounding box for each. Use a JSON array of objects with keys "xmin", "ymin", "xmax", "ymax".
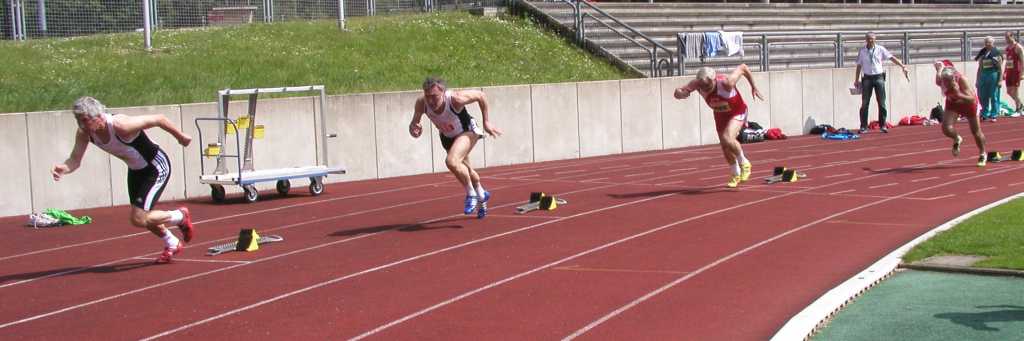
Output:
[{"xmin": 674, "ymin": 64, "xmax": 765, "ymax": 188}]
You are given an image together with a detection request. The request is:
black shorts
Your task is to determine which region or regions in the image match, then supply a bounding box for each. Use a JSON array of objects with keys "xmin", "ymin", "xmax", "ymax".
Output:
[
  {"xmin": 127, "ymin": 150, "xmax": 171, "ymax": 210},
  {"xmin": 439, "ymin": 114, "xmax": 484, "ymax": 152}
]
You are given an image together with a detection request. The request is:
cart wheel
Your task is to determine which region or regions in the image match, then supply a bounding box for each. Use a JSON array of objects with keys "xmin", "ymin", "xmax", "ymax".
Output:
[
  {"xmin": 309, "ymin": 177, "xmax": 324, "ymax": 196},
  {"xmin": 243, "ymin": 185, "xmax": 259, "ymax": 203},
  {"xmin": 211, "ymin": 185, "xmax": 226, "ymax": 203},
  {"xmin": 276, "ymin": 180, "xmax": 291, "ymax": 196}
]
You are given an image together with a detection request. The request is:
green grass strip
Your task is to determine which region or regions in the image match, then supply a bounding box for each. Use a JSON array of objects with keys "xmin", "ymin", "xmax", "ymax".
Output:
[
  {"xmin": 0, "ymin": 12, "xmax": 627, "ymax": 113},
  {"xmin": 903, "ymin": 197, "xmax": 1024, "ymax": 270}
]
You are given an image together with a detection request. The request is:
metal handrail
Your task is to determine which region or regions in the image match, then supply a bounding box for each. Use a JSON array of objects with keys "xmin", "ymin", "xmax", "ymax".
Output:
[
  {"xmin": 677, "ymin": 26, "xmax": 1023, "ymax": 75},
  {"xmin": 577, "ymin": 0, "xmax": 674, "ymax": 77}
]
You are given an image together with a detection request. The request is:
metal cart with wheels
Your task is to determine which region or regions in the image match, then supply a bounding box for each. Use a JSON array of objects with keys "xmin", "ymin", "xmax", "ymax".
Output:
[{"xmin": 195, "ymin": 85, "xmax": 345, "ymax": 203}]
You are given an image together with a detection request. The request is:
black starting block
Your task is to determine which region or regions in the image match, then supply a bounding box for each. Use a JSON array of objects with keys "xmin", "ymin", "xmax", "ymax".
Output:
[
  {"xmin": 987, "ymin": 151, "xmax": 1004, "ymax": 163},
  {"xmin": 207, "ymin": 229, "xmax": 284, "ymax": 256},
  {"xmin": 764, "ymin": 166, "xmax": 806, "ymax": 184},
  {"xmin": 1013, "ymin": 150, "xmax": 1024, "ymax": 161},
  {"xmin": 516, "ymin": 192, "xmax": 568, "ymax": 214}
]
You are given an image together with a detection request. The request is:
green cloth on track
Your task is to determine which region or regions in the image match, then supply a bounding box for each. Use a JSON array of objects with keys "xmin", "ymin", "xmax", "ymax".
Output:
[{"xmin": 43, "ymin": 208, "xmax": 92, "ymax": 225}]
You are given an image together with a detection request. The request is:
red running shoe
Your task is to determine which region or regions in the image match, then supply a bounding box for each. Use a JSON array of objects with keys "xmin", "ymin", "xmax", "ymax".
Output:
[
  {"xmin": 154, "ymin": 243, "xmax": 184, "ymax": 264},
  {"xmin": 178, "ymin": 207, "xmax": 194, "ymax": 243}
]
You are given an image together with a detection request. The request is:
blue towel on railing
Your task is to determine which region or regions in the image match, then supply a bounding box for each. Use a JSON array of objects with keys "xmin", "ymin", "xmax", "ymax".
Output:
[{"xmin": 703, "ymin": 31, "xmax": 723, "ymax": 58}]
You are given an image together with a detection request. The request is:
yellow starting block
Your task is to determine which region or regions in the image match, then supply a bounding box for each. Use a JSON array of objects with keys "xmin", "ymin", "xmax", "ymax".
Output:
[
  {"xmin": 516, "ymin": 192, "xmax": 568, "ymax": 214},
  {"xmin": 765, "ymin": 166, "xmax": 806, "ymax": 184},
  {"xmin": 207, "ymin": 229, "xmax": 284, "ymax": 256}
]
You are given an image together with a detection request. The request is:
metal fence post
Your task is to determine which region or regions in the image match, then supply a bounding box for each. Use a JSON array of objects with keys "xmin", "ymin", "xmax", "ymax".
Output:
[
  {"xmin": 761, "ymin": 34, "xmax": 768, "ymax": 71},
  {"xmin": 337, "ymin": 0, "xmax": 345, "ymax": 30},
  {"xmin": 836, "ymin": 33, "xmax": 844, "ymax": 68},
  {"xmin": 902, "ymin": 31, "xmax": 909, "ymax": 64},
  {"xmin": 36, "ymin": 0, "xmax": 45, "ymax": 35},
  {"xmin": 143, "ymin": 0, "xmax": 152, "ymax": 50},
  {"xmin": 962, "ymin": 31, "xmax": 969, "ymax": 61}
]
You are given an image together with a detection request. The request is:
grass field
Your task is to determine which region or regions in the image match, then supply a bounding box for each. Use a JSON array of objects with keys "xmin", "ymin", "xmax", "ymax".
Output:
[
  {"xmin": 903, "ymin": 197, "xmax": 1024, "ymax": 270},
  {"xmin": 0, "ymin": 12, "xmax": 628, "ymax": 113}
]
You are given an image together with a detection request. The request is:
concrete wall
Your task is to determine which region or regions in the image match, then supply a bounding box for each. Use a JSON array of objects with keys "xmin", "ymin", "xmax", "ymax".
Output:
[
  {"xmin": 531, "ymin": 83, "xmax": 581, "ymax": 162},
  {"xmin": 6, "ymin": 64, "xmax": 964, "ymax": 216},
  {"xmin": 482, "ymin": 84, "xmax": 534, "ymax": 167},
  {"xmin": 577, "ymin": 80, "xmax": 622, "ymax": 157},
  {"xmin": 27, "ymin": 110, "xmax": 113, "ymax": 212},
  {"xmin": 0, "ymin": 114, "xmax": 32, "ymax": 217}
]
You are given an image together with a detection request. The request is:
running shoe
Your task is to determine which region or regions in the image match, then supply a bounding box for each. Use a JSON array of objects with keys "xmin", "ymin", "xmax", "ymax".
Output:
[
  {"xmin": 178, "ymin": 207, "xmax": 194, "ymax": 243},
  {"xmin": 154, "ymin": 242, "xmax": 183, "ymax": 264},
  {"xmin": 952, "ymin": 135, "xmax": 963, "ymax": 157},
  {"xmin": 477, "ymin": 201, "xmax": 488, "ymax": 219},
  {"xmin": 464, "ymin": 195, "xmax": 478, "ymax": 215},
  {"xmin": 739, "ymin": 162, "xmax": 752, "ymax": 182},
  {"xmin": 977, "ymin": 154, "xmax": 987, "ymax": 167},
  {"xmin": 726, "ymin": 175, "xmax": 742, "ymax": 188}
]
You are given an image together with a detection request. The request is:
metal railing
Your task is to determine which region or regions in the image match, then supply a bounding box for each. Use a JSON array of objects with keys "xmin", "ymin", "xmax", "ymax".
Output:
[
  {"xmin": 677, "ymin": 27, "xmax": 1024, "ymax": 75},
  {"xmin": 559, "ymin": 0, "xmax": 674, "ymax": 77}
]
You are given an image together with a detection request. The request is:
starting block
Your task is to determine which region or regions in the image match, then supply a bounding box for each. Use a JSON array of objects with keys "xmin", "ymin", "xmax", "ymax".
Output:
[
  {"xmin": 1013, "ymin": 150, "xmax": 1024, "ymax": 161},
  {"xmin": 516, "ymin": 192, "xmax": 568, "ymax": 214},
  {"xmin": 207, "ymin": 229, "xmax": 284, "ymax": 256},
  {"xmin": 764, "ymin": 166, "xmax": 806, "ymax": 184},
  {"xmin": 987, "ymin": 151, "xmax": 1004, "ymax": 163}
]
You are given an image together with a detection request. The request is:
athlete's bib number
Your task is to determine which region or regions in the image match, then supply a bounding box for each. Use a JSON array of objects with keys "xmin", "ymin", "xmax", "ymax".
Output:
[
  {"xmin": 710, "ymin": 101, "xmax": 732, "ymax": 113},
  {"xmin": 1008, "ymin": 60, "xmax": 1016, "ymax": 69}
]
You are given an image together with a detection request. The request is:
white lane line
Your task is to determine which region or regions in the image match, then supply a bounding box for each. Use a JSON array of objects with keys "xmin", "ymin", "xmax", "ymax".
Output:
[
  {"xmin": 581, "ymin": 177, "xmax": 610, "ymax": 182},
  {"xmin": 1010, "ymin": 181, "xmax": 1024, "ymax": 187},
  {"xmin": 923, "ymin": 194, "xmax": 955, "ymax": 201},
  {"xmin": 0, "ymin": 182, "xmax": 442, "ymax": 262},
  {"xmin": 824, "ymin": 173, "xmax": 852, "ymax": 179},
  {"xmin": 554, "ymin": 170, "xmax": 588, "ymax": 175},
  {"xmin": 600, "ymin": 165, "xmax": 632, "ymax": 170},
  {"xmin": 830, "ymin": 189, "xmax": 856, "ymax": 195},
  {"xmin": 669, "ymin": 168, "xmax": 697, "ymax": 173},
  {"xmin": 565, "ymin": 163, "xmax": 1024, "ymax": 340},
  {"xmin": 967, "ymin": 187, "xmax": 997, "ymax": 194},
  {"xmin": 950, "ymin": 171, "xmax": 976, "ymax": 177},
  {"xmin": 911, "ymin": 176, "xmax": 941, "ymax": 183},
  {"xmin": 132, "ymin": 257, "xmax": 252, "ymax": 264},
  {"xmin": 868, "ymin": 183, "xmax": 899, "ymax": 189},
  {"xmin": 624, "ymin": 172, "xmax": 656, "ymax": 178}
]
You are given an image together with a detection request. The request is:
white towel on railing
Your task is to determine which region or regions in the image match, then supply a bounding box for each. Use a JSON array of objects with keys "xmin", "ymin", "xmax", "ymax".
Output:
[{"xmin": 719, "ymin": 31, "xmax": 744, "ymax": 57}]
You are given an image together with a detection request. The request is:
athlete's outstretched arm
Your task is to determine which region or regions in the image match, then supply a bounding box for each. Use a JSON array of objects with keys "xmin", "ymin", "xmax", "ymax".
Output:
[
  {"xmin": 409, "ymin": 98, "xmax": 426, "ymax": 138},
  {"xmin": 726, "ymin": 64, "xmax": 764, "ymax": 101},
  {"xmin": 114, "ymin": 114, "xmax": 191, "ymax": 146},
  {"xmin": 52, "ymin": 129, "xmax": 90, "ymax": 181},
  {"xmin": 673, "ymin": 79, "xmax": 701, "ymax": 99},
  {"xmin": 452, "ymin": 90, "xmax": 502, "ymax": 137}
]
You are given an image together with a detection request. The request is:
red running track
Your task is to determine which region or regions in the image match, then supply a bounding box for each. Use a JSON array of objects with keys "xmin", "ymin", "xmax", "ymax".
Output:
[{"xmin": 3, "ymin": 119, "xmax": 1024, "ymax": 340}]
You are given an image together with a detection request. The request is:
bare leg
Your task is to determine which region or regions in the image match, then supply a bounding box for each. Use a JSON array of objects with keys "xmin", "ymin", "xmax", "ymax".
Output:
[
  {"xmin": 719, "ymin": 118, "xmax": 745, "ymax": 169},
  {"xmin": 1009, "ymin": 86, "xmax": 1022, "ymax": 111},
  {"xmin": 445, "ymin": 133, "xmax": 480, "ymax": 194},
  {"xmin": 941, "ymin": 110, "xmax": 960, "ymax": 140},
  {"xmin": 129, "ymin": 207, "xmax": 172, "ymax": 238},
  {"xmin": 965, "ymin": 113, "xmax": 987, "ymax": 155}
]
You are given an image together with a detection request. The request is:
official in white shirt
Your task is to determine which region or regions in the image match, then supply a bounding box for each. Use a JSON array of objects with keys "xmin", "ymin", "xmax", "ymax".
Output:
[{"xmin": 854, "ymin": 32, "xmax": 910, "ymax": 133}]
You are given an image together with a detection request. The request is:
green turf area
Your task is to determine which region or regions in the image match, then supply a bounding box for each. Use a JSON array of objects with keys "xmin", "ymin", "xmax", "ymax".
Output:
[
  {"xmin": 813, "ymin": 270, "xmax": 1024, "ymax": 341},
  {"xmin": 0, "ymin": 12, "xmax": 628, "ymax": 113},
  {"xmin": 902, "ymin": 197, "xmax": 1024, "ymax": 270}
]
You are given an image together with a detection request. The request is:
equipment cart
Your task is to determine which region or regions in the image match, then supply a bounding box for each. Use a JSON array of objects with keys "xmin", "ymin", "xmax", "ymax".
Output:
[{"xmin": 195, "ymin": 85, "xmax": 345, "ymax": 203}]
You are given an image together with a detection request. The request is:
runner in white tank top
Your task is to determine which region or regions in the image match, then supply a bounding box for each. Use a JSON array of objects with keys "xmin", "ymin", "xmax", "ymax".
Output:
[
  {"xmin": 52, "ymin": 97, "xmax": 196, "ymax": 264},
  {"xmin": 410, "ymin": 77, "xmax": 502, "ymax": 218}
]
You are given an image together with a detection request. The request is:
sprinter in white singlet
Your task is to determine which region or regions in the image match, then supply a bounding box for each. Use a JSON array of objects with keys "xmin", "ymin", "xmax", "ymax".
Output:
[
  {"xmin": 409, "ymin": 77, "xmax": 502, "ymax": 218},
  {"xmin": 52, "ymin": 97, "xmax": 196, "ymax": 264}
]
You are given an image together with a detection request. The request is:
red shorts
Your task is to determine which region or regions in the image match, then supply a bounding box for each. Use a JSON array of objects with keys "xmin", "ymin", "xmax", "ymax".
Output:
[
  {"xmin": 1006, "ymin": 70, "xmax": 1021, "ymax": 87},
  {"xmin": 946, "ymin": 98, "xmax": 979, "ymax": 117},
  {"xmin": 714, "ymin": 111, "xmax": 747, "ymax": 135}
]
